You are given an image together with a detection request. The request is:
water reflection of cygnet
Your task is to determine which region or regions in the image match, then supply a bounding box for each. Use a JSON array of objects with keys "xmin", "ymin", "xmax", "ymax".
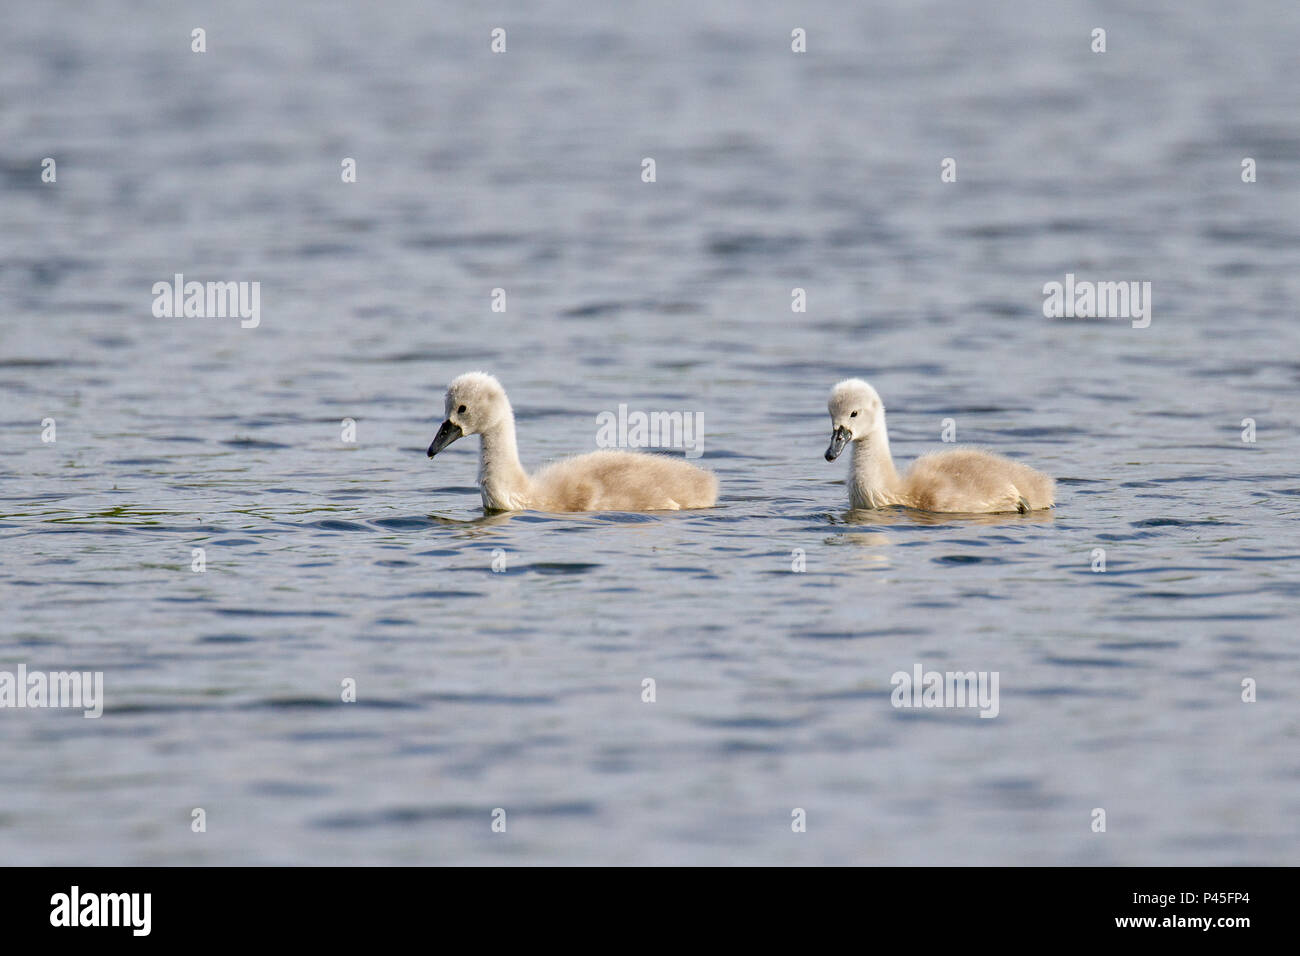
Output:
[
  {"xmin": 426, "ymin": 510, "xmax": 522, "ymax": 537},
  {"xmin": 836, "ymin": 508, "xmax": 1057, "ymax": 528},
  {"xmin": 426, "ymin": 509, "xmax": 626, "ymax": 538},
  {"xmin": 826, "ymin": 531, "xmax": 894, "ymax": 568}
]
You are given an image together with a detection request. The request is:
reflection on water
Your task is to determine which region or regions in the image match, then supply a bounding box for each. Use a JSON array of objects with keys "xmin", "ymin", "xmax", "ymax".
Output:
[{"xmin": 832, "ymin": 507, "xmax": 1060, "ymax": 528}]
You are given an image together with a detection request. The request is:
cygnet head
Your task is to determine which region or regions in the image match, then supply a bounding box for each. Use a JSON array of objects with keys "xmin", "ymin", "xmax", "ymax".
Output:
[
  {"xmin": 427, "ymin": 371, "xmax": 512, "ymax": 457},
  {"xmin": 825, "ymin": 378, "xmax": 884, "ymax": 461}
]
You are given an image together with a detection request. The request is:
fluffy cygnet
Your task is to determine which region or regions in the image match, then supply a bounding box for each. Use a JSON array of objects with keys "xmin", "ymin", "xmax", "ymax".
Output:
[
  {"xmin": 427, "ymin": 372, "xmax": 718, "ymax": 512},
  {"xmin": 825, "ymin": 379, "xmax": 1055, "ymax": 514}
]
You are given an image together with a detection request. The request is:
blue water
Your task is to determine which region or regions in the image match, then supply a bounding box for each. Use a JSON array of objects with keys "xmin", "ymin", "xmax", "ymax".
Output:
[{"xmin": 1, "ymin": 0, "xmax": 1297, "ymax": 864}]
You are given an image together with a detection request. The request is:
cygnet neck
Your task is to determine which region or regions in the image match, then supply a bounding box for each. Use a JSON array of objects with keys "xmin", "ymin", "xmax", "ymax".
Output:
[
  {"xmin": 850, "ymin": 418, "xmax": 901, "ymax": 508},
  {"xmin": 478, "ymin": 410, "xmax": 532, "ymax": 507}
]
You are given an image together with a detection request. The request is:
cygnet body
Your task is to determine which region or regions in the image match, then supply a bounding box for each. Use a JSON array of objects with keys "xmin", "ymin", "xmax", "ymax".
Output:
[
  {"xmin": 427, "ymin": 372, "xmax": 718, "ymax": 512},
  {"xmin": 824, "ymin": 379, "xmax": 1055, "ymax": 514}
]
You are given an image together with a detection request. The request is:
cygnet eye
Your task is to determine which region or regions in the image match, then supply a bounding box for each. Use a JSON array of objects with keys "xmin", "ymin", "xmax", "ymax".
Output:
[
  {"xmin": 850, "ymin": 411, "xmax": 858, "ymax": 417},
  {"xmin": 458, "ymin": 405, "xmax": 467, "ymax": 414}
]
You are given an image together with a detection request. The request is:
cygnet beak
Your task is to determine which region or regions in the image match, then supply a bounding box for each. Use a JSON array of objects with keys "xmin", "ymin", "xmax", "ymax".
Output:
[
  {"xmin": 427, "ymin": 419, "xmax": 464, "ymax": 458},
  {"xmin": 825, "ymin": 426, "xmax": 851, "ymax": 462}
]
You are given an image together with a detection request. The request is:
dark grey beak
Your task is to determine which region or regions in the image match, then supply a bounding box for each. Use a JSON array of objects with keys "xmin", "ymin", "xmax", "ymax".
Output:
[
  {"xmin": 825, "ymin": 426, "xmax": 851, "ymax": 462},
  {"xmin": 427, "ymin": 419, "xmax": 464, "ymax": 458}
]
